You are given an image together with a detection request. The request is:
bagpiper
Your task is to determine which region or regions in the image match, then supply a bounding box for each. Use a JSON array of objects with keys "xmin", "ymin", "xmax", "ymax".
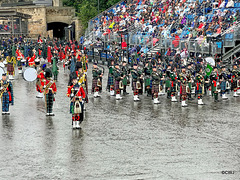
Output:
[
  {"xmin": 219, "ymin": 65, "xmax": 229, "ymax": 99},
  {"xmin": 165, "ymin": 64, "xmax": 172, "ymax": 99},
  {"xmin": 0, "ymin": 73, "xmax": 13, "ymax": 115},
  {"xmin": 6, "ymin": 56, "xmax": 16, "ymax": 80},
  {"xmin": 170, "ymin": 66, "xmax": 178, "ymax": 102},
  {"xmin": 231, "ymin": 64, "xmax": 239, "ymax": 97},
  {"xmin": 151, "ymin": 66, "xmax": 161, "ymax": 104},
  {"xmin": 186, "ymin": 63, "xmax": 194, "ymax": 100},
  {"xmin": 107, "ymin": 59, "xmax": 115, "ymax": 96},
  {"xmin": 144, "ymin": 59, "xmax": 152, "ymax": 96},
  {"xmin": 92, "ymin": 63, "xmax": 103, "ymax": 98},
  {"xmin": 121, "ymin": 61, "xmax": 129, "ymax": 95},
  {"xmin": 210, "ymin": 67, "xmax": 220, "ymax": 102},
  {"xmin": 113, "ymin": 63, "xmax": 123, "ymax": 100},
  {"xmin": 42, "ymin": 68, "xmax": 57, "ymax": 116},
  {"xmin": 179, "ymin": 66, "xmax": 188, "ymax": 107},
  {"xmin": 131, "ymin": 64, "xmax": 142, "ymax": 101},
  {"xmin": 195, "ymin": 65, "xmax": 205, "ymax": 105},
  {"xmin": 67, "ymin": 72, "xmax": 86, "ymax": 129}
]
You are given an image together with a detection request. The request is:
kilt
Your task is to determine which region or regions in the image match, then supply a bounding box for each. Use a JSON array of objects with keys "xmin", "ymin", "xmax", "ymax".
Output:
[
  {"xmin": 122, "ymin": 77, "xmax": 128, "ymax": 86},
  {"xmin": 211, "ymin": 84, "xmax": 217, "ymax": 92},
  {"xmin": 132, "ymin": 81, "xmax": 137, "ymax": 91},
  {"xmin": 232, "ymin": 80, "xmax": 237, "ymax": 89},
  {"xmin": 171, "ymin": 81, "xmax": 177, "ymax": 92},
  {"xmin": 7, "ymin": 64, "xmax": 14, "ymax": 72},
  {"xmin": 165, "ymin": 79, "xmax": 170, "ymax": 88},
  {"xmin": 145, "ymin": 78, "xmax": 151, "ymax": 87},
  {"xmin": 45, "ymin": 93, "xmax": 54, "ymax": 113},
  {"xmin": 107, "ymin": 76, "xmax": 114, "ymax": 86},
  {"xmin": 196, "ymin": 83, "xmax": 204, "ymax": 94},
  {"xmin": 115, "ymin": 80, "xmax": 120, "ymax": 90},
  {"xmin": 2, "ymin": 93, "xmax": 10, "ymax": 112},
  {"xmin": 220, "ymin": 81, "xmax": 226, "ymax": 91},
  {"xmin": 92, "ymin": 78, "xmax": 98, "ymax": 92},
  {"xmin": 152, "ymin": 84, "xmax": 159, "ymax": 94},
  {"xmin": 180, "ymin": 84, "xmax": 187, "ymax": 95}
]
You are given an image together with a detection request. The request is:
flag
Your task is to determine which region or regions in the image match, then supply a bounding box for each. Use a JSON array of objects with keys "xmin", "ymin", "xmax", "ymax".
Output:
[
  {"xmin": 206, "ymin": 64, "xmax": 213, "ymax": 76},
  {"xmin": 109, "ymin": 22, "xmax": 115, "ymax": 29}
]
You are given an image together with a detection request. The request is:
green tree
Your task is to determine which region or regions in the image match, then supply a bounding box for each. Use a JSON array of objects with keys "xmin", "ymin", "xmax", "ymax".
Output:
[{"xmin": 63, "ymin": 0, "xmax": 122, "ymax": 31}]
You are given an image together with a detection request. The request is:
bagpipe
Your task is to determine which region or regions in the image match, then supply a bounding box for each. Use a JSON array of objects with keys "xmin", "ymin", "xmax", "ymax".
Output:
[
  {"xmin": 44, "ymin": 81, "xmax": 54, "ymax": 94},
  {"xmin": 0, "ymin": 82, "xmax": 9, "ymax": 98}
]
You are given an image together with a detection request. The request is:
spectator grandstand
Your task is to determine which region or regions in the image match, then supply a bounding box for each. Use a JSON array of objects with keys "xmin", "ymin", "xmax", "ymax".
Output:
[{"xmin": 84, "ymin": 0, "xmax": 240, "ymax": 62}]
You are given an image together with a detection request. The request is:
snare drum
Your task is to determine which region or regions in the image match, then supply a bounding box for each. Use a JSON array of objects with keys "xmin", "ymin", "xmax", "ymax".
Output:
[{"xmin": 23, "ymin": 68, "xmax": 37, "ymax": 82}]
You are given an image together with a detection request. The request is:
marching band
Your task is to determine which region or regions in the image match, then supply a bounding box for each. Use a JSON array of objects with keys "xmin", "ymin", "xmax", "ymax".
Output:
[{"xmin": 0, "ymin": 37, "xmax": 240, "ymax": 129}]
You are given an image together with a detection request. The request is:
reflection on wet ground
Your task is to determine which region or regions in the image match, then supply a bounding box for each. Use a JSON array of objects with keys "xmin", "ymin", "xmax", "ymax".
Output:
[{"xmin": 0, "ymin": 64, "xmax": 239, "ymax": 179}]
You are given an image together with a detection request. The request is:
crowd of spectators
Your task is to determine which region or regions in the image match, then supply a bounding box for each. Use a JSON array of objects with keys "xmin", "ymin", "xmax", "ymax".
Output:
[
  {"xmin": 0, "ymin": 21, "xmax": 19, "ymax": 33},
  {"xmin": 86, "ymin": 0, "xmax": 240, "ymax": 55}
]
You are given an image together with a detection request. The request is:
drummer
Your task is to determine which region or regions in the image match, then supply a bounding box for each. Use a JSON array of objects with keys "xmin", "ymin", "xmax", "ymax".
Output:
[
  {"xmin": 28, "ymin": 54, "xmax": 36, "ymax": 68},
  {"xmin": 36, "ymin": 64, "xmax": 46, "ymax": 98},
  {"xmin": 0, "ymin": 73, "xmax": 14, "ymax": 115}
]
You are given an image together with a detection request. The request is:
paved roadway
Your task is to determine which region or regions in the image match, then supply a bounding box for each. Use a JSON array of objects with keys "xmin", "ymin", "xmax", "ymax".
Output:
[{"xmin": 0, "ymin": 63, "xmax": 239, "ymax": 180}]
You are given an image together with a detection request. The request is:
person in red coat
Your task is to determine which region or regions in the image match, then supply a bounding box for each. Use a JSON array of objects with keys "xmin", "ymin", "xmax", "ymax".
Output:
[
  {"xmin": 42, "ymin": 68, "xmax": 57, "ymax": 116},
  {"xmin": 36, "ymin": 64, "xmax": 46, "ymax": 98},
  {"xmin": 67, "ymin": 72, "xmax": 86, "ymax": 129}
]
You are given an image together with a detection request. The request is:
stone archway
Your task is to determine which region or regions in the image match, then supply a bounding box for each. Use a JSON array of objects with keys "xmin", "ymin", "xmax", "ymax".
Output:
[{"xmin": 47, "ymin": 22, "xmax": 68, "ymax": 39}]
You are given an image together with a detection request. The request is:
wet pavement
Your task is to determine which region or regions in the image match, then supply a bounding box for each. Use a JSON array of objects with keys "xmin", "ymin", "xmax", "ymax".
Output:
[{"xmin": 0, "ymin": 64, "xmax": 240, "ymax": 180}]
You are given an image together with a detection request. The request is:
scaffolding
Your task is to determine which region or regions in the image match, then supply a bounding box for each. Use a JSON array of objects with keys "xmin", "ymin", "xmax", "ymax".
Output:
[{"xmin": 0, "ymin": 9, "xmax": 31, "ymax": 37}]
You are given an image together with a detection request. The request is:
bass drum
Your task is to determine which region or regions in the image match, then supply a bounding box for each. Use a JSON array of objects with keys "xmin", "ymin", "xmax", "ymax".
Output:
[
  {"xmin": 0, "ymin": 67, "xmax": 5, "ymax": 77},
  {"xmin": 23, "ymin": 68, "xmax": 37, "ymax": 82}
]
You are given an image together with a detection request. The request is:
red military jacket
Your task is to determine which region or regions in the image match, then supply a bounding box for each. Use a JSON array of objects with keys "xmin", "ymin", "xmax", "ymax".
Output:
[
  {"xmin": 41, "ymin": 78, "xmax": 57, "ymax": 94},
  {"xmin": 37, "ymin": 70, "xmax": 45, "ymax": 79},
  {"xmin": 67, "ymin": 84, "xmax": 86, "ymax": 99}
]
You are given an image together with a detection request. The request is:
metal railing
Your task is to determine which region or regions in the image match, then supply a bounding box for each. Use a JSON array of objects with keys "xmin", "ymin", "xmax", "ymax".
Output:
[{"xmin": 83, "ymin": 24, "xmax": 240, "ymax": 61}]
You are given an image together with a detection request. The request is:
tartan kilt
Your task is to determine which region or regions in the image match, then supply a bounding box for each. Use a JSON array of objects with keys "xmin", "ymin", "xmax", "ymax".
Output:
[
  {"xmin": 132, "ymin": 81, "xmax": 137, "ymax": 91},
  {"xmin": 220, "ymin": 81, "xmax": 226, "ymax": 91},
  {"xmin": 165, "ymin": 79, "xmax": 170, "ymax": 88},
  {"xmin": 171, "ymin": 81, "xmax": 177, "ymax": 92},
  {"xmin": 45, "ymin": 93, "xmax": 54, "ymax": 113},
  {"xmin": 107, "ymin": 76, "xmax": 114, "ymax": 86},
  {"xmin": 115, "ymin": 80, "xmax": 120, "ymax": 90},
  {"xmin": 122, "ymin": 77, "xmax": 128, "ymax": 86},
  {"xmin": 7, "ymin": 64, "xmax": 14, "ymax": 72},
  {"xmin": 197, "ymin": 84, "xmax": 203, "ymax": 94},
  {"xmin": 232, "ymin": 80, "xmax": 237, "ymax": 89},
  {"xmin": 92, "ymin": 79, "xmax": 98, "ymax": 92},
  {"xmin": 180, "ymin": 84, "xmax": 187, "ymax": 95},
  {"xmin": 152, "ymin": 84, "xmax": 159, "ymax": 94},
  {"xmin": 145, "ymin": 78, "xmax": 151, "ymax": 87}
]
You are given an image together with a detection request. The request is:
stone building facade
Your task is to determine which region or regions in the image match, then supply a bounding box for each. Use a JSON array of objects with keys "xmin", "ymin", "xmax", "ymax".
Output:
[{"xmin": 0, "ymin": 0, "xmax": 82, "ymax": 40}]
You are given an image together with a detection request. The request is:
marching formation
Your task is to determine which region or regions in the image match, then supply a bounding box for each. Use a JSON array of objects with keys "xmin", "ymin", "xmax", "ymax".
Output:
[
  {"xmin": 1, "ymin": 36, "xmax": 240, "ymax": 129},
  {"xmin": 0, "ymin": 36, "xmax": 88, "ymax": 129},
  {"xmin": 92, "ymin": 54, "xmax": 240, "ymax": 107}
]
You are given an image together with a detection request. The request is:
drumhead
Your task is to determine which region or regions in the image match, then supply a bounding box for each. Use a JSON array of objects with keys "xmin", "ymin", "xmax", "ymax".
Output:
[
  {"xmin": 0, "ymin": 67, "xmax": 5, "ymax": 77},
  {"xmin": 23, "ymin": 68, "xmax": 37, "ymax": 82}
]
